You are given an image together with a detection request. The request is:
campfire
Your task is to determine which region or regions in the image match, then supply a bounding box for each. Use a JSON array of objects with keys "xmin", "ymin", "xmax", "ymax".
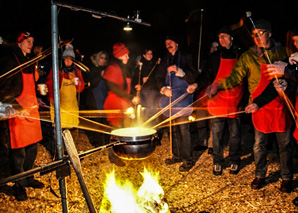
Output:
[{"xmin": 100, "ymin": 168, "xmax": 169, "ymax": 213}]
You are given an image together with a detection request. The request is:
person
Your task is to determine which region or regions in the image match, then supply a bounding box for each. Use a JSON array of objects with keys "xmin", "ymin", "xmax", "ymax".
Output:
[
  {"xmin": 286, "ymin": 25, "xmax": 298, "ymax": 55},
  {"xmin": 131, "ymin": 48, "xmax": 163, "ymax": 141},
  {"xmin": 156, "ymin": 35, "xmax": 198, "ymax": 172},
  {"xmin": 0, "ymin": 31, "xmax": 44, "ymax": 201},
  {"xmin": 189, "ymin": 26, "xmax": 243, "ymax": 175},
  {"xmin": 103, "ymin": 42, "xmax": 139, "ymax": 166},
  {"xmin": 261, "ymin": 52, "xmax": 298, "ymax": 204},
  {"xmin": 208, "ymin": 19, "xmax": 293, "ymax": 192},
  {"xmin": 32, "ymin": 42, "xmax": 54, "ymax": 155},
  {"xmin": 193, "ymin": 40, "xmax": 219, "ymax": 154},
  {"xmin": 46, "ymin": 44, "xmax": 85, "ymax": 131},
  {"xmin": 83, "ymin": 51, "xmax": 109, "ymax": 146}
]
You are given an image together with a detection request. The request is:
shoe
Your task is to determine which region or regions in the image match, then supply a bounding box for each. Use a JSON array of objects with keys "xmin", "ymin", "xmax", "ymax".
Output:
[
  {"xmin": 179, "ymin": 161, "xmax": 194, "ymax": 172},
  {"xmin": 229, "ymin": 164, "xmax": 240, "ymax": 175},
  {"xmin": 279, "ymin": 180, "xmax": 292, "ymax": 193},
  {"xmin": 208, "ymin": 148, "xmax": 213, "ymax": 154},
  {"xmin": 213, "ymin": 164, "xmax": 222, "ymax": 176},
  {"xmin": 27, "ymin": 179, "xmax": 44, "ymax": 189},
  {"xmin": 13, "ymin": 185, "xmax": 27, "ymax": 201},
  {"xmin": 165, "ymin": 157, "xmax": 183, "ymax": 165},
  {"xmin": 193, "ymin": 145, "xmax": 208, "ymax": 151},
  {"xmin": 293, "ymin": 196, "xmax": 298, "ymax": 206},
  {"xmin": 109, "ymin": 151, "xmax": 125, "ymax": 167},
  {"xmin": 251, "ymin": 177, "xmax": 265, "ymax": 190}
]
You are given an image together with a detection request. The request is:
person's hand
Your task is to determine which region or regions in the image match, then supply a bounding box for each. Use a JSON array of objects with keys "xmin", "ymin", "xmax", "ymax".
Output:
[
  {"xmin": 132, "ymin": 96, "xmax": 140, "ymax": 105},
  {"xmin": 187, "ymin": 83, "xmax": 197, "ymax": 94},
  {"xmin": 266, "ymin": 61, "xmax": 287, "ymax": 78},
  {"xmin": 273, "ymin": 79, "xmax": 287, "ymax": 92},
  {"xmin": 68, "ymin": 72, "xmax": 75, "ymax": 79},
  {"xmin": 135, "ymin": 84, "xmax": 141, "ymax": 91},
  {"xmin": 167, "ymin": 65, "xmax": 178, "ymax": 73},
  {"xmin": 142, "ymin": 77, "xmax": 148, "ymax": 84},
  {"xmin": 289, "ymin": 52, "xmax": 298, "ymax": 65},
  {"xmin": 5, "ymin": 106, "xmax": 18, "ymax": 118},
  {"xmin": 245, "ymin": 103, "xmax": 259, "ymax": 113},
  {"xmin": 206, "ymin": 82, "xmax": 219, "ymax": 98},
  {"xmin": 163, "ymin": 87, "xmax": 172, "ymax": 97}
]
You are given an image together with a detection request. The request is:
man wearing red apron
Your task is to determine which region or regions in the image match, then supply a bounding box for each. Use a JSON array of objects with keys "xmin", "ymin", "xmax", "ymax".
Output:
[
  {"xmin": 0, "ymin": 32, "xmax": 44, "ymax": 201},
  {"xmin": 208, "ymin": 19, "xmax": 293, "ymax": 193},
  {"xmin": 206, "ymin": 26, "xmax": 243, "ymax": 176}
]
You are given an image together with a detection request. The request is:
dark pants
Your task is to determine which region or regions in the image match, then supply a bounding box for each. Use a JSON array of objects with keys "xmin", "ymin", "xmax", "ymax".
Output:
[
  {"xmin": 196, "ymin": 108, "xmax": 212, "ymax": 147},
  {"xmin": 9, "ymin": 143, "xmax": 38, "ymax": 187},
  {"xmin": 253, "ymin": 128, "xmax": 293, "ymax": 180},
  {"xmin": 172, "ymin": 117, "xmax": 193, "ymax": 163},
  {"xmin": 212, "ymin": 117, "xmax": 241, "ymax": 165}
]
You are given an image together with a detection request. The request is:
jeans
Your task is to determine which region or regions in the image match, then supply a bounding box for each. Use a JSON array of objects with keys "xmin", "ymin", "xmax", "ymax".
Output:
[
  {"xmin": 171, "ymin": 116, "xmax": 193, "ymax": 163},
  {"xmin": 253, "ymin": 128, "xmax": 293, "ymax": 180},
  {"xmin": 212, "ymin": 117, "xmax": 241, "ymax": 165}
]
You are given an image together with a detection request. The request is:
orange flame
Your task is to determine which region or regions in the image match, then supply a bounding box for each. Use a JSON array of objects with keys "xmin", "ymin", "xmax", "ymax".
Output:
[{"xmin": 100, "ymin": 168, "xmax": 169, "ymax": 213}]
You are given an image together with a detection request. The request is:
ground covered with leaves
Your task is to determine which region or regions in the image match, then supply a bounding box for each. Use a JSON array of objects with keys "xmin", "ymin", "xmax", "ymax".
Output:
[{"xmin": 1, "ymin": 121, "xmax": 298, "ymax": 212}]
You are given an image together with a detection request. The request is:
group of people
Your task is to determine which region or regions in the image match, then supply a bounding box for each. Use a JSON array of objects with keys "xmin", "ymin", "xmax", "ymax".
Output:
[{"xmin": 1, "ymin": 17, "xmax": 298, "ymax": 207}]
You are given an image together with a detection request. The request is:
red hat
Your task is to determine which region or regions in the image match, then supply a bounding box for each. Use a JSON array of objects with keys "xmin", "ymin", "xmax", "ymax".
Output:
[
  {"xmin": 17, "ymin": 32, "xmax": 33, "ymax": 43},
  {"xmin": 113, "ymin": 42, "xmax": 129, "ymax": 58}
]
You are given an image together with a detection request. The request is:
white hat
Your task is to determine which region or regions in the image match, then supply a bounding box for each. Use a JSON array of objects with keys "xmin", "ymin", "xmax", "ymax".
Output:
[{"xmin": 62, "ymin": 44, "xmax": 75, "ymax": 59}]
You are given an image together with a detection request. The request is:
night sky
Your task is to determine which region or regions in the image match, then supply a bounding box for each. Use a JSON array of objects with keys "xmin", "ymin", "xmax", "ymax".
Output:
[{"xmin": 0, "ymin": 0, "xmax": 297, "ymax": 66}]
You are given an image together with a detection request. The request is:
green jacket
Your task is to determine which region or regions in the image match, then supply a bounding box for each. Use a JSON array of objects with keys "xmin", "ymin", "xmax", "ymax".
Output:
[{"xmin": 218, "ymin": 40, "xmax": 288, "ymax": 103}]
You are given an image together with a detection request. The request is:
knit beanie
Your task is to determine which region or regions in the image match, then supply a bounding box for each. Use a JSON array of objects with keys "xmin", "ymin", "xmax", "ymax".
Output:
[
  {"xmin": 62, "ymin": 44, "xmax": 75, "ymax": 59},
  {"xmin": 254, "ymin": 19, "xmax": 272, "ymax": 32},
  {"xmin": 17, "ymin": 31, "xmax": 33, "ymax": 43},
  {"xmin": 113, "ymin": 42, "xmax": 129, "ymax": 58},
  {"xmin": 165, "ymin": 35, "xmax": 179, "ymax": 44},
  {"xmin": 218, "ymin": 26, "xmax": 235, "ymax": 37}
]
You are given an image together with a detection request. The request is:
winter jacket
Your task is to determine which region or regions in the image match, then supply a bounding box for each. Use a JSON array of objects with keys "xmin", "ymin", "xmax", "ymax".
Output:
[
  {"xmin": 0, "ymin": 44, "xmax": 36, "ymax": 109},
  {"xmin": 218, "ymin": 40, "xmax": 288, "ymax": 104},
  {"xmin": 155, "ymin": 49, "xmax": 198, "ymax": 92}
]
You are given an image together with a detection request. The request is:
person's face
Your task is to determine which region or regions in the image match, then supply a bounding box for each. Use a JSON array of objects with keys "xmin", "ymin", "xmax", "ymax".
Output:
[
  {"xmin": 218, "ymin": 33, "xmax": 233, "ymax": 49},
  {"xmin": 119, "ymin": 53, "xmax": 129, "ymax": 64},
  {"xmin": 64, "ymin": 57, "xmax": 73, "ymax": 67},
  {"xmin": 18, "ymin": 37, "xmax": 34, "ymax": 56},
  {"xmin": 98, "ymin": 53, "xmax": 107, "ymax": 66},
  {"xmin": 143, "ymin": 50, "xmax": 153, "ymax": 61},
  {"xmin": 252, "ymin": 29, "xmax": 271, "ymax": 48},
  {"xmin": 165, "ymin": 39, "xmax": 178, "ymax": 55},
  {"xmin": 292, "ymin": 35, "xmax": 298, "ymax": 50}
]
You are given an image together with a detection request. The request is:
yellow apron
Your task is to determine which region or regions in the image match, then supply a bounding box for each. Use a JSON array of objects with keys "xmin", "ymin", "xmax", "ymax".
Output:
[{"xmin": 51, "ymin": 77, "xmax": 79, "ymax": 128}]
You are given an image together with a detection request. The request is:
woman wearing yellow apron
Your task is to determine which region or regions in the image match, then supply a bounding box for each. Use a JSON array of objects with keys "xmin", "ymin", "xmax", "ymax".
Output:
[{"xmin": 46, "ymin": 45, "xmax": 85, "ymax": 132}]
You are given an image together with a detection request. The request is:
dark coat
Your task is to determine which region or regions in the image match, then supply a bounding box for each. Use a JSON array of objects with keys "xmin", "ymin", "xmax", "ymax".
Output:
[
  {"xmin": 155, "ymin": 49, "xmax": 198, "ymax": 91},
  {"xmin": 0, "ymin": 44, "xmax": 35, "ymax": 109}
]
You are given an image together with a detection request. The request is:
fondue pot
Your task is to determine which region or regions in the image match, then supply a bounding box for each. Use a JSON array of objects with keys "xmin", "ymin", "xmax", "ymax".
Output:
[{"xmin": 110, "ymin": 127, "xmax": 157, "ymax": 160}]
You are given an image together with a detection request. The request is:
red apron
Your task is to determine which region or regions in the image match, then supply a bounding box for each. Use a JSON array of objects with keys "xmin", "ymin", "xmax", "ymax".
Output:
[
  {"xmin": 252, "ymin": 63, "xmax": 292, "ymax": 133},
  {"xmin": 208, "ymin": 58, "xmax": 243, "ymax": 118},
  {"xmin": 104, "ymin": 78, "xmax": 132, "ymax": 127},
  {"xmin": 9, "ymin": 72, "xmax": 42, "ymax": 149}
]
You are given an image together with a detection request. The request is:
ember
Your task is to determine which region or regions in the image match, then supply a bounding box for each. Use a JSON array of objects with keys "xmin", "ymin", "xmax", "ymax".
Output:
[{"xmin": 100, "ymin": 168, "xmax": 169, "ymax": 213}]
